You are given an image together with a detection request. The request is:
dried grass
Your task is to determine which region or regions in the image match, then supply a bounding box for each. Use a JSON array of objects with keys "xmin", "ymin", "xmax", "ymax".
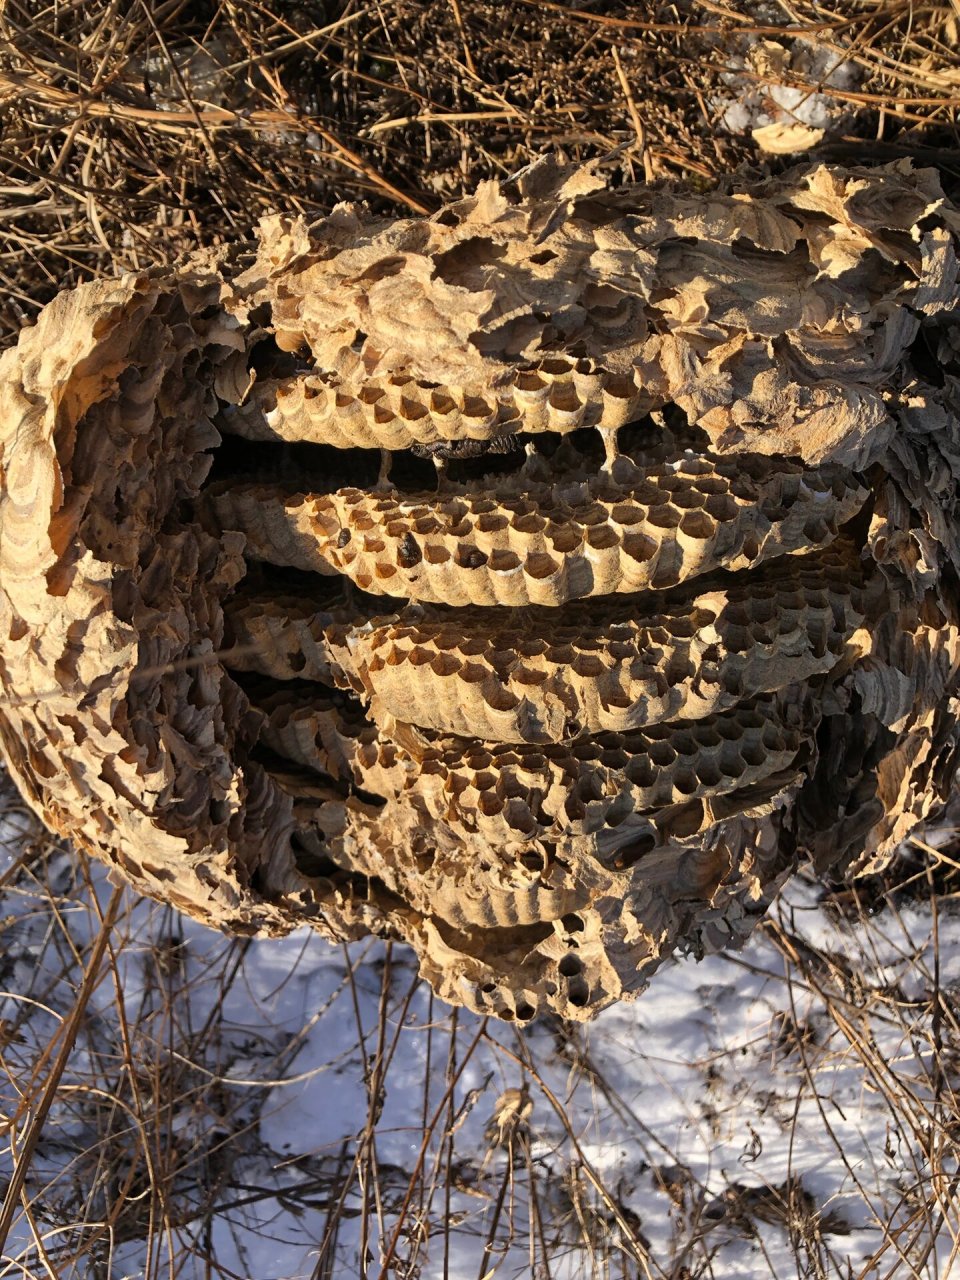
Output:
[
  {"xmin": 2, "ymin": 2, "xmax": 960, "ymax": 1276},
  {"xmin": 1, "ymin": 0, "xmax": 959, "ymax": 347}
]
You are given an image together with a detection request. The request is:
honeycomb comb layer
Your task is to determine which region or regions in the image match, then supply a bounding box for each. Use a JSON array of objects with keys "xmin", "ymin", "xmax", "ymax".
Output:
[
  {"xmin": 255, "ymin": 681, "xmax": 808, "ymax": 937},
  {"xmin": 208, "ymin": 454, "xmax": 867, "ymax": 606},
  {"xmin": 324, "ymin": 544, "xmax": 867, "ymax": 743},
  {"xmin": 218, "ymin": 355, "xmax": 650, "ymax": 451},
  {"xmin": 229, "ymin": 542, "xmax": 867, "ymax": 743},
  {"xmin": 252, "ymin": 682, "xmax": 819, "ymax": 849},
  {"xmin": 232, "ymin": 157, "xmax": 958, "ymax": 472}
]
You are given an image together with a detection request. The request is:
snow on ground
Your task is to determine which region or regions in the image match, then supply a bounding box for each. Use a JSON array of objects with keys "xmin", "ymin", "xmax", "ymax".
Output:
[
  {"xmin": 0, "ymin": 781, "xmax": 958, "ymax": 1279},
  {"xmin": 704, "ymin": 7, "xmax": 865, "ymax": 151}
]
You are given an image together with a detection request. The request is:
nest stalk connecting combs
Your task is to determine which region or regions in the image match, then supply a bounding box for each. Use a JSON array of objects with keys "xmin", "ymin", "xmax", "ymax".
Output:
[{"xmin": 2, "ymin": 157, "xmax": 960, "ymax": 1020}]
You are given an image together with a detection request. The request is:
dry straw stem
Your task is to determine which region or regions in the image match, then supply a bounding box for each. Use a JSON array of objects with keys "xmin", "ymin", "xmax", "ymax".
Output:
[{"xmin": 0, "ymin": 879, "xmax": 123, "ymax": 1255}]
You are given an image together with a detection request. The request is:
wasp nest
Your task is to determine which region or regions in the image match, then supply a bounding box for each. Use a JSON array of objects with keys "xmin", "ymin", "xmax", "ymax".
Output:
[{"xmin": 2, "ymin": 158, "xmax": 960, "ymax": 1020}]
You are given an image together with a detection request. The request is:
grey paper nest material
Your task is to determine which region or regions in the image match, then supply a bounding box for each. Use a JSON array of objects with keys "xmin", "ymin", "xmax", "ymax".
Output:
[{"xmin": 2, "ymin": 158, "xmax": 960, "ymax": 1021}]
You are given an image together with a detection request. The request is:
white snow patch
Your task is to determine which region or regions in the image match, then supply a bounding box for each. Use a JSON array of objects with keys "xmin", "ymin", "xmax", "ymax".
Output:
[
  {"xmin": 1, "ymin": 788, "xmax": 957, "ymax": 1278},
  {"xmin": 711, "ymin": 32, "xmax": 863, "ymax": 142}
]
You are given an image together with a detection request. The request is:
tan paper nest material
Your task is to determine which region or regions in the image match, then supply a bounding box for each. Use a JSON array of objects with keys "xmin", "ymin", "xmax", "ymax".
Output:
[{"xmin": 2, "ymin": 156, "xmax": 960, "ymax": 1021}]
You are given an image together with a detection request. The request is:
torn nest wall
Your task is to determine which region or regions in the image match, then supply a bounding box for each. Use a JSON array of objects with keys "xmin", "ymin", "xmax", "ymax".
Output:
[{"xmin": 1, "ymin": 156, "xmax": 960, "ymax": 1021}]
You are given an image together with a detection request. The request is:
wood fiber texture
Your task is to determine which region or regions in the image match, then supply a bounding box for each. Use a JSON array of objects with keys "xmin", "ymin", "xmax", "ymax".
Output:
[{"xmin": 2, "ymin": 157, "xmax": 960, "ymax": 1020}]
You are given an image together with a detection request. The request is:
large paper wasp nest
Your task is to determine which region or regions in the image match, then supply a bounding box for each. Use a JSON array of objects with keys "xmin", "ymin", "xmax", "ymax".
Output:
[{"xmin": 2, "ymin": 159, "xmax": 959, "ymax": 1020}]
